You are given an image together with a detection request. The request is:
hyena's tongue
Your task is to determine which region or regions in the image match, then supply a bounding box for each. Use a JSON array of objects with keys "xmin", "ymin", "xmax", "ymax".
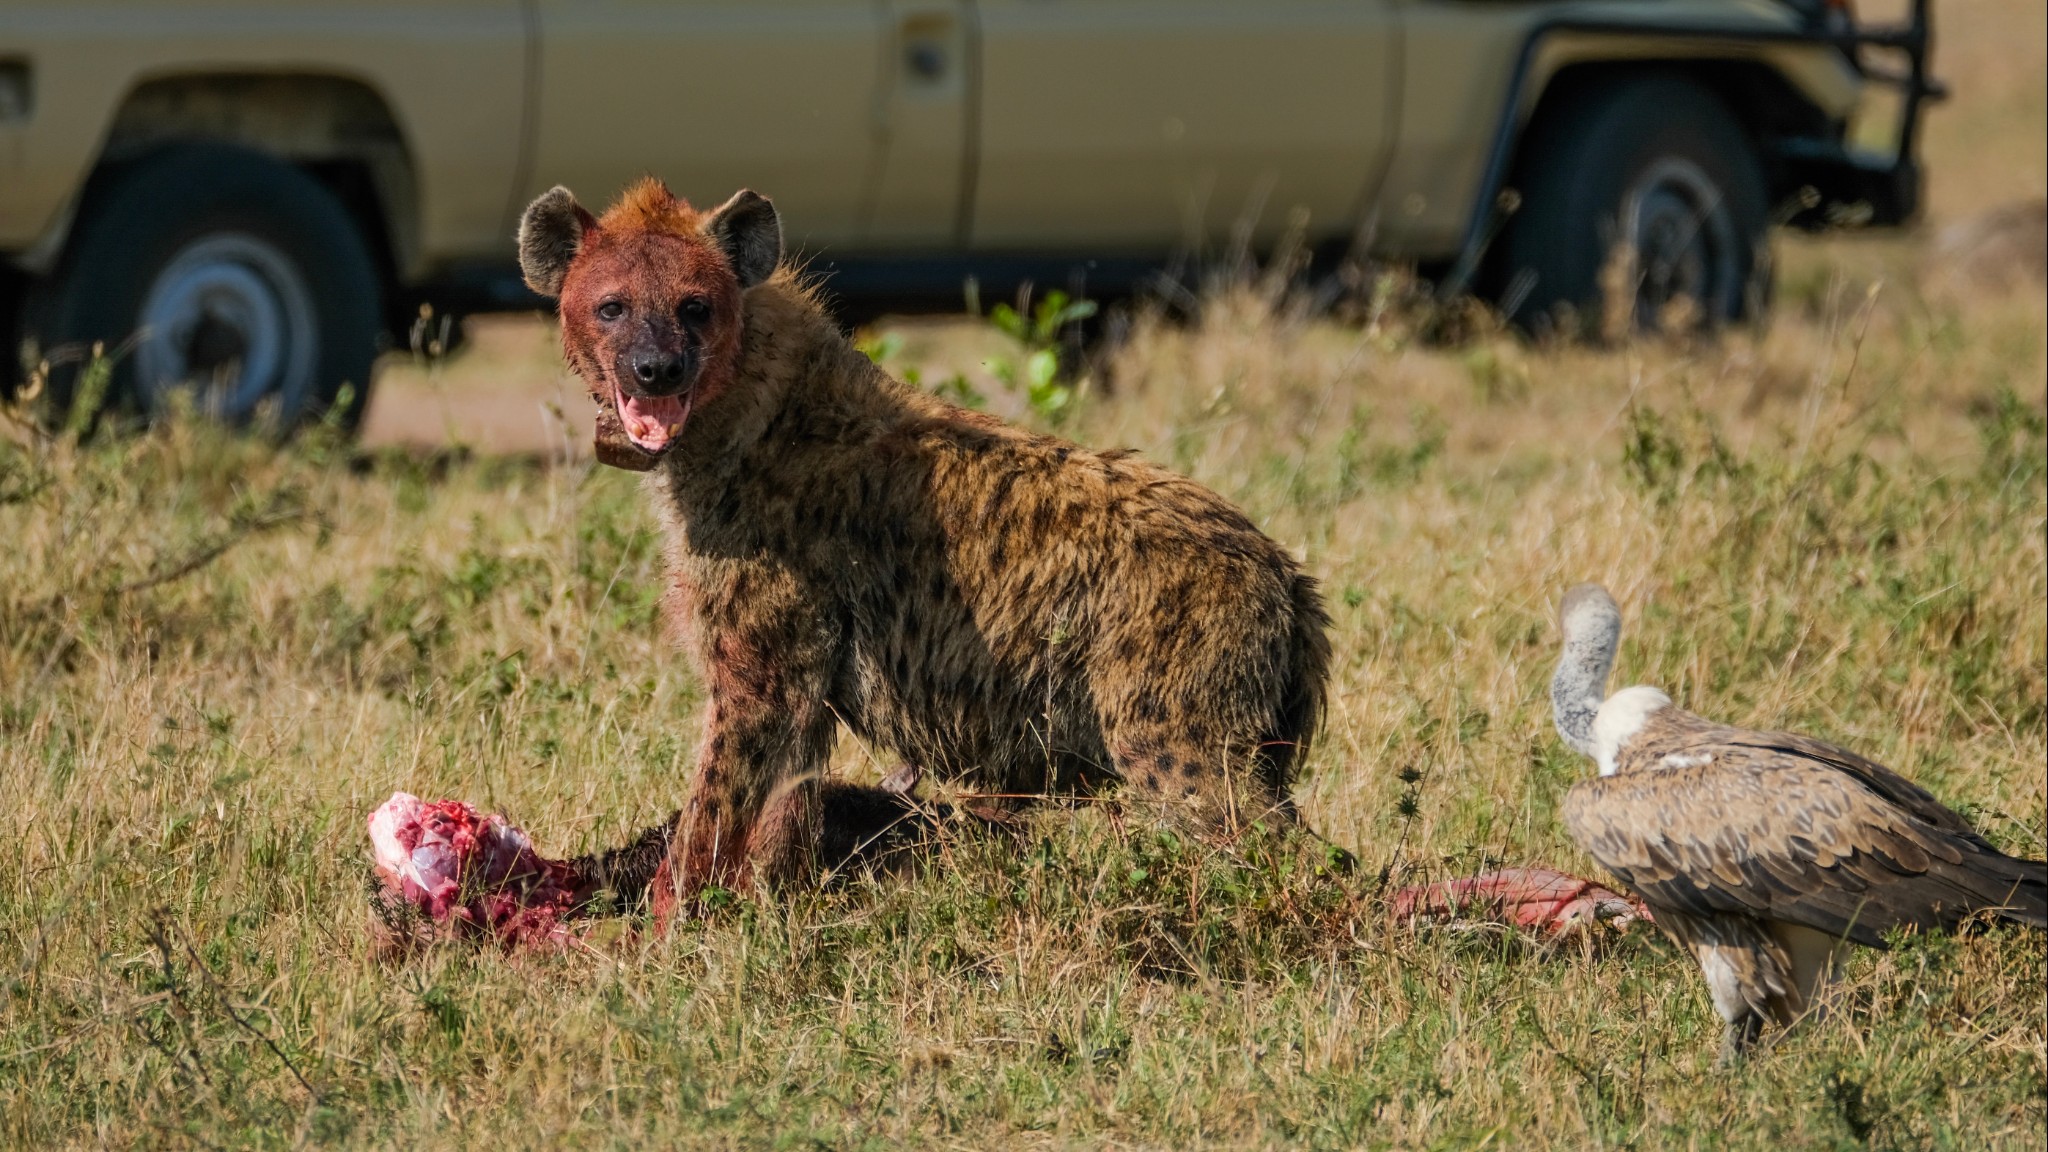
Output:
[
  {"xmin": 591, "ymin": 388, "xmax": 688, "ymax": 472},
  {"xmin": 618, "ymin": 392, "xmax": 689, "ymax": 453}
]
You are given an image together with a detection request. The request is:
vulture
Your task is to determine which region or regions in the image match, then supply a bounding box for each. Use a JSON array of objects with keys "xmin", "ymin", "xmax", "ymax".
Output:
[{"xmin": 1550, "ymin": 583, "xmax": 2046, "ymax": 1059}]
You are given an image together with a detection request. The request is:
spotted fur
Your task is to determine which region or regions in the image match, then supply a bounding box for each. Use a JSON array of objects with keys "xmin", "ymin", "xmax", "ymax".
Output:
[{"xmin": 524, "ymin": 182, "xmax": 1333, "ymax": 923}]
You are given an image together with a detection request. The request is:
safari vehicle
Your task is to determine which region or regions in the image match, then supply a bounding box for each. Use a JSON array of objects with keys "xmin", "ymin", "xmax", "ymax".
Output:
[{"xmin": 0, "ymin": 0, "xmax": 1937, "ymax": 427}]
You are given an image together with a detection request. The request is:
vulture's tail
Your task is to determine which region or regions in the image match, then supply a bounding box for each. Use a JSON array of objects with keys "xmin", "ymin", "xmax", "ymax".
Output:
[
  {"xmin": 1939, "ymin": 845, "xmax": 2048, "ymax": 930},
  {"xmin": 1988, "ymin": 853, "xmax": 2048, "ymax": 928}
]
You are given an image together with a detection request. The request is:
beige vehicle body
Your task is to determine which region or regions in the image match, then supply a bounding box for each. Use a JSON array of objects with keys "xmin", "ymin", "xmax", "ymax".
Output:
[{"xmin": 0, "ymin": 0, "xmax": 1935, "ymax": 419}]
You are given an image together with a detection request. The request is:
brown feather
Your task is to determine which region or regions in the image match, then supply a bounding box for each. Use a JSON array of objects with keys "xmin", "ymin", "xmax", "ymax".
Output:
[
  {"xmin": 1652, "ymin": 907, "xmax": 1806, "ymax": 1029},
  {"xmin": 1565, "ymin": 707, "xmax": 2048, "ymax": 949}
]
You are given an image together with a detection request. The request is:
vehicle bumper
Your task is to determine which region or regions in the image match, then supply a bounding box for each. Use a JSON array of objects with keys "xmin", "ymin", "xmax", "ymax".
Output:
[
  {"xmin": 1776, "ymin": 0, "xmax": 1941, "ymax": 230},
  {"xmin": 1774, "ymin": 141, "xmax": 1922, "ymax": 229}
]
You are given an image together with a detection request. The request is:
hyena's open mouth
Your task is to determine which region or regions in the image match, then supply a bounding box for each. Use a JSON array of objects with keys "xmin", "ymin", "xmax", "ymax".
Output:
[
  {"xmin": 615, "ymin": 385, "xmax": 693, "ymax": 454},
  {"xmin": 592, "ymin": 380, "xmax": 694, "ymax": 470}
]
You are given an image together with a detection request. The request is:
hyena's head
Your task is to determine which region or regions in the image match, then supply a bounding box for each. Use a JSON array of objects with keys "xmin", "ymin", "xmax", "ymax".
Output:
[{"xmin": 517, "ymin": 179, "xmax": 780, "ymax": 464}]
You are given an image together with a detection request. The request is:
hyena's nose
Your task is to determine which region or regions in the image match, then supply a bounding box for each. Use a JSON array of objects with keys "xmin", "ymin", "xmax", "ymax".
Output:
[{"xmin": 631, "ymin": 353, "xmax": 686, "ymax": 387}]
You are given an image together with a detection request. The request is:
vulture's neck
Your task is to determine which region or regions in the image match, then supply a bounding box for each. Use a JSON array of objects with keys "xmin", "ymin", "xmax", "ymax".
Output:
[
  {"xmin": 1552, "ymin": 618, "xmax": 1618, "ymax": 758},
  {"xmin": 1591, "ymin": 686, "xmax": 1675, "ymax": 776}
]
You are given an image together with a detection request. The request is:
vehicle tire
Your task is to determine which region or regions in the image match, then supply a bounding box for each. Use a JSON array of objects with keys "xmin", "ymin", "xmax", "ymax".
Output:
[
  {"xmin": 28, "ymin": 142, "xmax": 383, "ymax": 430},
  {"xmin": 1489, "ymin": 74, "xmax": 1770, "ymax": 336}
]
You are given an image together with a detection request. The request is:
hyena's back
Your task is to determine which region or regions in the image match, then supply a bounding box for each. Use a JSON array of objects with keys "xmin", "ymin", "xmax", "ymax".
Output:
[{"xmin": 790, "ymin": 380, "xmax": 1331, "ymax": 816}]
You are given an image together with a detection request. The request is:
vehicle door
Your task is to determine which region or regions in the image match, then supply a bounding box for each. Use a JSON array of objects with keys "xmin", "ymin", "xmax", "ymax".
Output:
[
  {"xmin": 527, "ymin": 1, "xmax": 889, "ymax": 253},
  {"xmin": 967, "ymin": 0, "xmax": 1401, "ymax": 254},
  {"xmin": 863, "ymin": 1, "xmax": 975, "ymax": 249}
]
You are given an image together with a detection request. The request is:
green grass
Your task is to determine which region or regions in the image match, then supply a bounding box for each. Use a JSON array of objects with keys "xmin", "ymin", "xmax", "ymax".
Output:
[
  {"xmin": 8, "ymin": 6, "xmax": 2048, "ymax": 1131},
  {"xmin": 2, "ymin": 233, "xmax": 2042, "ymax": 1148}
]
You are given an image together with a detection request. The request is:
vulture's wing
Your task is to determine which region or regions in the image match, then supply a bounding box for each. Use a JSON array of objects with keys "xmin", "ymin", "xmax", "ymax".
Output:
[
  {"xmin": 1562, "ymin": 737, "xmax": 2046, "ymax": 948},
  {"xmin": 1727, "ymin": 728, "xmax": 2003, "ymax": 853}
]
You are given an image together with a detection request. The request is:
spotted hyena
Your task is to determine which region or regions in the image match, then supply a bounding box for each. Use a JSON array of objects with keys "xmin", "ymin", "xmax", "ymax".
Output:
[{"xmin": 518, "ymin": 179, "xmax": 1333, "ymax": 923}]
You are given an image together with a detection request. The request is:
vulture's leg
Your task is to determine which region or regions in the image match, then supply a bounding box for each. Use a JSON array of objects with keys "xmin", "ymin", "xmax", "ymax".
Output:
[
  {"xmin": 1662, "ymin": 910, "xmax": 1796, "ymax": 1064},
  {"xmin": 1718, "ymin": 1013, "xmax": 1768, "ymax": 1066},
  {"xmin": 1775, "ymin": 921, "xmax": 1851, "ymax": 1025}
]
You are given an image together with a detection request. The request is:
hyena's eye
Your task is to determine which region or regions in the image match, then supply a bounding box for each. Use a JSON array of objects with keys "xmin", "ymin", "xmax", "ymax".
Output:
[
  {"xmin": 680, "ymin": 298, "xmax": 711, "ymax": 324},
  {"xmin": 597, "ymin": 300, "xmax": 626, "ymax": 322}
]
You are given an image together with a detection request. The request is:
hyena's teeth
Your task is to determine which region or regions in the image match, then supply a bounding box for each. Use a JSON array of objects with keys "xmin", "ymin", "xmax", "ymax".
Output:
[{"xmin": 667, "ymin": 424, "xmax": 682, "ymax": 437}]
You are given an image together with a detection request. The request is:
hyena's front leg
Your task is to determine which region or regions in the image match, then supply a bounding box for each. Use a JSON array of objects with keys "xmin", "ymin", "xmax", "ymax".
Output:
[
  {"xmin": 649, "ymin": 694, "xmax": 836, "ymax": 926},
  {"xmin": 649, "ymin": 593, "xmax": 839, "ymax": 928}
]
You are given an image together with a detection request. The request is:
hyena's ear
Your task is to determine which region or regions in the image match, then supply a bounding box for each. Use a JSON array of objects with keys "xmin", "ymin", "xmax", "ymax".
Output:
[
  {"xmin": 518, "ymin": 186, "xmax": 598, "ymax": 298},
  {"xmin": 704, "ymin": 189, "xmax": 782, "ymax": 289}
]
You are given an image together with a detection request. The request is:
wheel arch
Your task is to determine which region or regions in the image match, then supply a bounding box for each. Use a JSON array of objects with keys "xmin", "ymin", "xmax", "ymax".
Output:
[
  {"xmin": 1507, "ymin": 58, "xmax": 1838, "ymax": 221},
  {"xmin": 25, "ymin": 138, "xmax": 387, "ymax": 427},
  {"xmin": 64, "ymin": 74, "xmax": 414, "ymax": 305},
  {"xmin": 1439, "ymin": 15, "xmax": 1864, "ymax": 299}
]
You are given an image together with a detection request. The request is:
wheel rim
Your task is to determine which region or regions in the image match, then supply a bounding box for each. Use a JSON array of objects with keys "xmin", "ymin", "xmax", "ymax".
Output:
[
  {"xmin": 1618, "ymin": 158, "xmax": 1740, "ymax": 328},
  {"xmin": 135, "ymin": 233, "xmax": 318, "ymax": 423}
]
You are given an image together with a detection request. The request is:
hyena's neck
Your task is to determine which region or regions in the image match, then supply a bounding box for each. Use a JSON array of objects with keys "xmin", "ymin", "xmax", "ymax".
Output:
[{"xmin": 651, "ymin": 273, "xmax": 875, "ymax": 532}]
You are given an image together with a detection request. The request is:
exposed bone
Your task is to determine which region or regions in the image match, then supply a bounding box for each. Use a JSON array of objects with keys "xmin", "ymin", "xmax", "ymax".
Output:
[
  {"xmin": 879, "ymin": 764, "xmax": 921, "ymax": 796},
  {"xmin": 1390, "ymin": 866, "xmax": 1650, "ymax": 937}
]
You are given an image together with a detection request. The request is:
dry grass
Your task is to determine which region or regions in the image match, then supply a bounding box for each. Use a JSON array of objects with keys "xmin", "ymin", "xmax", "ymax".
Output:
[{"xmin": 4, "ymin": 7, "xmax": 2045, "ymax": 1148}]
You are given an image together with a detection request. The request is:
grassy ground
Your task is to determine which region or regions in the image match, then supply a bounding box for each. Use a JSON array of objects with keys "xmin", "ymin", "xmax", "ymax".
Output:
[{"xmin": 5, "ymin": 7, "xmax": 2045, "ymax": 1149}]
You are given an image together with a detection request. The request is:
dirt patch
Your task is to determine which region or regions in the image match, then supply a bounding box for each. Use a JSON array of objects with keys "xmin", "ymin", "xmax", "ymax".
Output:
[
  {"xmin": 1930, "ymin": 198, "xmax": 2048, "ymax": 291},
  {"xmin": 359, "ymin": 313, "xmax": 590, "ymax": 459}
]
